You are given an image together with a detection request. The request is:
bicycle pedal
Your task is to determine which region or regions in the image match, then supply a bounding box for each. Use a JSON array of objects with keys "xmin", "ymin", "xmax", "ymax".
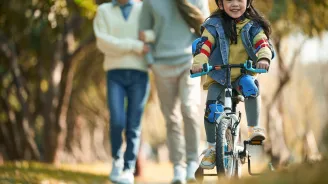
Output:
[{"xmin": 249, "ymin": 140, "xmax": 263, "ymax": 145}]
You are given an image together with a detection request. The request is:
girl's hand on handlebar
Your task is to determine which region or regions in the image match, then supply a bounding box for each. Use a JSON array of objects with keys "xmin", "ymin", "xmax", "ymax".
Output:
[
  {"xmin": 191, "ymin": 64, "xmax": 203, "ymax": 73},
  {"xmin": 256, "ymin": 59, "xmax": 270, "ymax": 70}
]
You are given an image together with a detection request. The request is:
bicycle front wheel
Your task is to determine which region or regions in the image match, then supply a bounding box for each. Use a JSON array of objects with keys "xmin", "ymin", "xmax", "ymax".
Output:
[{"xmin": 215, "ymin": 118, "xmax": 235, "ymax": 177}]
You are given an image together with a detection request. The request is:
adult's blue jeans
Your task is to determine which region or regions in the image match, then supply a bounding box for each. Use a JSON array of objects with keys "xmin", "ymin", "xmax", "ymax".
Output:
[{"xmin": 106, "ymin": 69, "xmax": 149, "ymax": 170}]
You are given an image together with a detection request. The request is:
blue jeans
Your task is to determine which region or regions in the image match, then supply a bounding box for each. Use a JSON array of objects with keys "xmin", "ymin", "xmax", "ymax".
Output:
[{"xmin": 106, "ymin": 69, "xmax": 149, "ymax": 170}]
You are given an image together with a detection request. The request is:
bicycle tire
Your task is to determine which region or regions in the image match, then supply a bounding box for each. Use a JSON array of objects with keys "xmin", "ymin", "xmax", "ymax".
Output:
[
  {"xmin": 234, "ymin": 126, "xmax": 242, "ymax": 178},
  {"xmin": 215, "ymin": 118, "xmax": 234, "ymax": 177}
]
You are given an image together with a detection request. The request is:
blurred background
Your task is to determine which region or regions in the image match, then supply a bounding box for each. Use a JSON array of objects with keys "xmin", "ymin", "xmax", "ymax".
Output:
[{"xmin": 1, "ymin": 0, "xmax": 328, "ymax": 183}]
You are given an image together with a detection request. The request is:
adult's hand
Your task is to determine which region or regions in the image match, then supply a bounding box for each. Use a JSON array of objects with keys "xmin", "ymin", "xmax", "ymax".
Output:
[{"xmin": 139, "ymin": 31, "xmax": 146, "ymax": 42}]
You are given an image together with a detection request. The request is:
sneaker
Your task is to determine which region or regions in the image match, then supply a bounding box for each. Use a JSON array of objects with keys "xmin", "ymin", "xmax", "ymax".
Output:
[
  {"xmin": 200, "ymin": 147, "xmax": 216, "ymax": 169},
  {"xmin": 186, "ymin": 161, "xmax": 198, "ymax": 183},
  {"xmin": 171, "ymin": 165, "xmax": 186, "ymax": 184},
  {"xmin": 109, "ymin": 158, "xmax": 123, "ymax": 183},
  {"xmin": 248, "ymin": 127, "xmax": 266, "ymax": 141},
  {"xmin": 118, "ymin": 169, "xmax": 134, "ymax": 184}
]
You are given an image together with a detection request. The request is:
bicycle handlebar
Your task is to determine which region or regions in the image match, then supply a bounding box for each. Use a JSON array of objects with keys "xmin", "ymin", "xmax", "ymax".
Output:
[{"xmin": 190, "ymin": 60, "xmax": 267, "ymax": 78}]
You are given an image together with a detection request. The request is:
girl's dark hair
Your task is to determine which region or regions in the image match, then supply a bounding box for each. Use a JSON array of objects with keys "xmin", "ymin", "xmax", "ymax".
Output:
[
  {"xmin": 212, "ymin": 0, "xmax": 271, "ymax": 44},
  {"xmin": 176, "ymin": 0, "xmax": 205, "ymax": 37}
]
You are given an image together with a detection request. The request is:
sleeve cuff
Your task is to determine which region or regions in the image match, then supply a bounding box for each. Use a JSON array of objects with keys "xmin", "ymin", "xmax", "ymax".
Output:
[
  {"xmin": 144, "ymin": 30, "xmax": 156, "ymax": 43},
  {"xmin": 257, "ymin": 57, "xmax": 271, "ymax": 63},
  {"xmin": 131, "ymin": 40, "xmax": 144, "ymax": 54},
  {"xmin": 256, "ymin": 47, "xmax": 272, "ymax": 63}
]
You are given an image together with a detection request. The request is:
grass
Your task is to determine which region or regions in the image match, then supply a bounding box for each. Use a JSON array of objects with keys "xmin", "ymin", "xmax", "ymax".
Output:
[{"xmin": 0, "ymin": 162, "xmax": 108, "ymax": 184}]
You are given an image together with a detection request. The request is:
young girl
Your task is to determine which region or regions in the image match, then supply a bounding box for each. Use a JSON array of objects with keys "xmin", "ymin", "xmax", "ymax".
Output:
[{"xmin": 191, "ymin": 0, "xmax": 274, "ymax": 169}]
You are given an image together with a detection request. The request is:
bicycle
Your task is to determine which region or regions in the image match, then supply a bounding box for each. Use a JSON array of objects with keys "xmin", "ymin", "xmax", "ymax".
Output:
[{"xmin": 190, "ymin": 60, "xmax": 267, "ymax": 182}]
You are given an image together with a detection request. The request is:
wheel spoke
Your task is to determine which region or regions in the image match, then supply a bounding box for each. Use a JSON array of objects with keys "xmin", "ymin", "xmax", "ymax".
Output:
[{"xmin": 216, "ymin": 119, "xmax": 238, "ymax": 178}]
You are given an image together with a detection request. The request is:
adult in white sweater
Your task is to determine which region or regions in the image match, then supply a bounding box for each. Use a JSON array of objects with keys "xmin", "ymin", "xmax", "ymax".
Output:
[{"xmin": 93, "ymin": 0, "xmax": 152, "ymax": 183}]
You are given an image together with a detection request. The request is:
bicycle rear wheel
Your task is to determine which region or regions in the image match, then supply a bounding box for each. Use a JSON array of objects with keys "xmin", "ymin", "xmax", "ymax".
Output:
[{"xmin": 215, "ymin": 118, "xmax": 235, "ymax": 177}]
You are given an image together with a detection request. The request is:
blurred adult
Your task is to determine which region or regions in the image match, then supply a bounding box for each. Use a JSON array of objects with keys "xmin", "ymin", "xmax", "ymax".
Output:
[
  {"xmin": 139, "ymin": 0, "xmax": 210, "ymax": 183},
  {"xmin": 93, "ymin": 0, "xmax": 153, "ymax": 183}
]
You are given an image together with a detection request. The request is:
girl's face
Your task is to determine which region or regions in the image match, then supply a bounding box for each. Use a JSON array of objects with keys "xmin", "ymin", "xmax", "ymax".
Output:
[{"xmin": 219, "ymin": 0, "xmax": 248, "ymax": 19}]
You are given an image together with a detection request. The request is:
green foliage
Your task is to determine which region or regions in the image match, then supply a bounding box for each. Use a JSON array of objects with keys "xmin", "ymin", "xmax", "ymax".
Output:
[
  {"xmin": 0, "ymin": 0, "xmax": 100, "ymax": 162},
  {"xmin": 268, "ymin": 0, "xmax": 328, "ymax": 37},
  {"xmin": 268, "ymin": 1, "xmax": 288, "ymax": 22},
  {"xmin": 210, "ymin": 0, "xmax": 328, "ymax": 36},
  {"xmin": 74, "ymin": 0, "xmax": 98, "ymax": 18}
]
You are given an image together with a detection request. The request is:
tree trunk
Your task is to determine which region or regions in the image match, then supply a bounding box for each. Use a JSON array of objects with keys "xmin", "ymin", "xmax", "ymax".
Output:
[
  {"xmin": 0, "ymin": 96, "xmax": 21, "ymax": 160},
  {"xmin": 264, "ymin": 38, "xmax": 292, "ymax": 167},
  {"xmin": 0, "ymin": 145, "xmax": 4, "ymax": 165},
  {"xmin": 134, "ymin": 155, "xmax": 142, "ymax": 177},
  {"xmin": 42, "ymin": 15, "xmax": 95, "ymax": 163},
  {"xmin": 134, "ymin": 141, "xmax": 144, "ymax": 177},
  {"xmin": 264, "ymin": 37, "xmax": 315, "ymax": 167},
  {"xmin": 0, "ymin": 33, "xmax": 40, "ymax": 160},
  {"xmin": 303, "ymin": 130, "xmax": 322, "ymax": 163},
  {"xmin": 265, "ymin": 100, "xmax": 291, "ymax": 166},
  {"xmin": 43, "ymin": 28, "xmax": 66, "ymax": 163}
]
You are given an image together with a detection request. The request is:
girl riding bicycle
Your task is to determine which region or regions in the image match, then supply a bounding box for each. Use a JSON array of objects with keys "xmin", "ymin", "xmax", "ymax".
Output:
[{"xmin": 190, "ymin": 0, "xmax": 275, "ymax": 169}]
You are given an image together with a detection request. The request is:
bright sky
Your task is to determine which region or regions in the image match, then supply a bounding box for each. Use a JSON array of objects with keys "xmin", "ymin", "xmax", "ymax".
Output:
[
  {"xmin": 298, "ymin": 32, "xmax": 328, "ymax": 63},
  {"xmin": 282, "ymin": 32, "xmax": 328, "ymax": 64}
]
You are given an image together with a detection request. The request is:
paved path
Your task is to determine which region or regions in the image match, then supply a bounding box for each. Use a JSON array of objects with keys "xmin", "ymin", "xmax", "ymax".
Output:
[
  {"xmin": 134, "ymin": 162, "xmax": 218, "ymax": 184},
  {"xmin": 86, "ymin": 147, "xmax": 267, "ymax": 184},
  {"xmin": 100, "ymin": 159, "xmax": 266, "ymax": 184}
]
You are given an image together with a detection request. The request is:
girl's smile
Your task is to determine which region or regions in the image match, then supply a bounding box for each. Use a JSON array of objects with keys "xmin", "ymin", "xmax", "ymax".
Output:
[{"xmin": 219, "ymin": 0, "xmax": 247, "ymax": 19}]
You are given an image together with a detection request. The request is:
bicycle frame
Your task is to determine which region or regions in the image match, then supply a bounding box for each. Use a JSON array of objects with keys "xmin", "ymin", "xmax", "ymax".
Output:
[{"xmin": 214, "ymin": 65, "xmax": 242, "ymax": 177}]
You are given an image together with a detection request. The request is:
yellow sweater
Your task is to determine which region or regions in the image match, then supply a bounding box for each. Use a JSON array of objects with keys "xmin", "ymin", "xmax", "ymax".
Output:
[{"xmin": 193, "ymin": 19, "xmax": 272, "ymax": 90}]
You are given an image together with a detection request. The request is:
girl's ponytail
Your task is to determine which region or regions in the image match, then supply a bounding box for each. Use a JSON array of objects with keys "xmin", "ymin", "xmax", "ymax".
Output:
[{"xmin": 176, "ymin": 0, "xmax": 205, "ymax": 37}]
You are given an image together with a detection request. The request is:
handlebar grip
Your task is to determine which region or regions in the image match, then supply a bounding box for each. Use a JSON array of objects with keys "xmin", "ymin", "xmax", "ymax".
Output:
[
  {"xmin": 190, "ymin": 71, "xmax": 207, "ymax": 78},
  {"xmin": 247, "ymin": 68, "xmax": 267, "ymax": 73},
  {"xmin": 190, "ymin": 63, "xmax": 213, "ymax": 78},
  {"xmin": 244, "ymin": 60, "xmax": 267, "ymax": 73}
]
